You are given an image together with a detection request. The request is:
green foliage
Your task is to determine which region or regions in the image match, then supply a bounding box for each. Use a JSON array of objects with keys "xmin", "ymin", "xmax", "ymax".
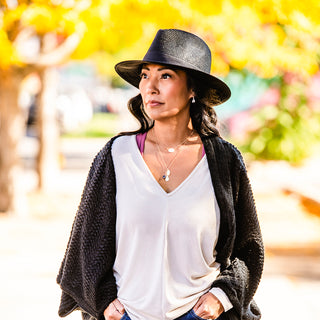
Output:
[
  {"xmin": 62, "ymin": 112, "xmax": 119, "ymax": 138},
  {"xmin": 240, "ymin": 79, "xmax": 320, "ymax": 164}
]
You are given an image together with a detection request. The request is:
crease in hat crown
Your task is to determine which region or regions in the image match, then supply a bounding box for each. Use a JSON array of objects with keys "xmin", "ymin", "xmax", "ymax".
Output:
[
  {"xmin": 115, "ymin": 29, "xmax": 231, "ymax": 104},
  {"xmin": 143, "ymin": 29, "xmax": 212, "ymax": 74}
]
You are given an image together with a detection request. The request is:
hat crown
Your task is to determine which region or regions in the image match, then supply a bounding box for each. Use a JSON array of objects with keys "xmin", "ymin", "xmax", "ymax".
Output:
[{"xmin": 143, "ymin": 29, "xmax": 212, "ymax": 74}]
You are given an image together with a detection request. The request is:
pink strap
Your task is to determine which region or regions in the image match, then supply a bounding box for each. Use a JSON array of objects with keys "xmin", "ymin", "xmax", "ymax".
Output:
[
  {"xmin": 136, "ymin": 132, "xmax": 148, "ymax": 154},
  {"xmin": 202, "ymin": 145, "xmax": 206, "ymax": 157},
  {"xmin": 136, "ymin": 132, "xmax": 205, "ymax": 157}
]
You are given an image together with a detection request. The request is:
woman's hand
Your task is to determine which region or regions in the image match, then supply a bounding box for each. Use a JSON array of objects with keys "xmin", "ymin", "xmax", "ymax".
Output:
[
  {"xmin": 193, "ymin": 292, "xmax": 224, "ymax": 320},
  {"xmin": 103, "ymin": 298, "xmax": 125, "ymax": 320}
]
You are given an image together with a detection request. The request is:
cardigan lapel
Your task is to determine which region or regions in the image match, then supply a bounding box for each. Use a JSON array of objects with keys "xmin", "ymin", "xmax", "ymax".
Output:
[{"xmin": 202, "ymin": 135, "xmax": 236, "ymax": 267}]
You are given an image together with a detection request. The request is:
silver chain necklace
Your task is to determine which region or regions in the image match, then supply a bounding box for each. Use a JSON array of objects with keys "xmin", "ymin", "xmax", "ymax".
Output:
[
  {"xmin": 153, "ymin": 129, "xmax": 193, "ymax": 182},
  {"xmin": 163, "ymin": 134, "xmax": 192, "ymax": 153}
]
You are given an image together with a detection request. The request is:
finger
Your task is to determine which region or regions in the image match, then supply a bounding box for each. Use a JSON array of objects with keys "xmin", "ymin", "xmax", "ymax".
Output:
[
  {"xmin": 194, "ymin": 305, "xmax": 206, "ymax": 318},
  {"xmin": 103, "ymin": 303, "xmax": 114, "ymax": 318},
  {"xmin": 193, "ymin": 296, "xmax": 204, "ymax": 312},
  {"xmin": 113, "ymin": 299, "xmax": 125, "ymax": 314},
  {"xmin": 110, "ymin": 302, "xmax": 117, "ymax": 313}
]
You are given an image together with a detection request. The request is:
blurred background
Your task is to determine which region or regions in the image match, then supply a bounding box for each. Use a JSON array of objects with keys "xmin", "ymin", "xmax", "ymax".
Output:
[{"xmin": 0, "ymin": 0, "xmax": 320, "ymax": 319}]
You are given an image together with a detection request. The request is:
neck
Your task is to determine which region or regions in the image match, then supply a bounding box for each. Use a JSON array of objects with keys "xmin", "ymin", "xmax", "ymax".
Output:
[{"xmin": 151, "ymin": 118, "xmax": 194, "ymax": 147}]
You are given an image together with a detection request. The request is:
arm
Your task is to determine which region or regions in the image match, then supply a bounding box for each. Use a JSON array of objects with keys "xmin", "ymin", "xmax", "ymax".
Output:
[
  {"xmin": 211, "ymin": 165, "xmax": 264, "ymax": 319},
  {"xmin": 57, "ymin": 139, "xmax": 119, "ymax": 319}
]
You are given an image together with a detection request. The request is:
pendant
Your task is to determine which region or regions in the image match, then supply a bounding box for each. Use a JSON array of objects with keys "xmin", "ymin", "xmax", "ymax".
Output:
[
  {"xmin": 163, "ymin": 169, "xmax": 171, "ymax": 182},
  {"xmin": 167, "ymin": 148, "xmax": 175, "ymax": 153}
]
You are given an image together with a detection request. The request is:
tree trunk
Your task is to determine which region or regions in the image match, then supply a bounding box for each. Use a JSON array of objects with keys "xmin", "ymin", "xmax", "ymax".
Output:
[
  {"xmin": 0, "ymin": 68, "xmax": 25, "ymax": 214},
  {"xmin": 35, "ymin": 67, "xmax": 60, "ymax": 191}
]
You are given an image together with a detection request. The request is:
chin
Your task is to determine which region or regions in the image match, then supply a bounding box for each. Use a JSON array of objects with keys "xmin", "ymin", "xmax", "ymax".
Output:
[
  {"xmin": 148, "ymin": 114, "xmax": 174, "ymax": 122},
  {"xmin": 145, "ymin": 109, "xmax": 182, "ymax": 122},
  {"xmin": 145, "ymin": 111, "xmax": 168, "ymax": 121}
]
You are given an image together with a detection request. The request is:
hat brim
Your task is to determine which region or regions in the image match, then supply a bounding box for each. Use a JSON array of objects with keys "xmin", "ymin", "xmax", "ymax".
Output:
[{"xmin": 115, "ymin": 60, "xmax": 231, "ymax": 105}]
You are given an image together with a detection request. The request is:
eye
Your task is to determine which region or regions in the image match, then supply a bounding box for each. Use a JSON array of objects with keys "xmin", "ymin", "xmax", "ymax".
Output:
[
  {"xmin": 161, "ymin": 73, "xmax": 171, "ymax": 79},
  {"xmin": 140, "ymin": 72, "xmax": 148, "ymax": 79}
]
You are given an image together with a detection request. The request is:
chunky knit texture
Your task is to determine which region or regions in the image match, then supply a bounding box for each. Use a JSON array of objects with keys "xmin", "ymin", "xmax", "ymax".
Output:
[{"xmin": 57, "ymin": 134, "xmax": 264, "ymax": 320}]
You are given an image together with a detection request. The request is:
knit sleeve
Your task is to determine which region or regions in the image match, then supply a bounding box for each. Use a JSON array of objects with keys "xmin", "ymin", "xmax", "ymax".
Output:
[
  {"xmin": 56, "ymin": 138, "xmax": 118, "ymax": 320},
  {"xmin": 211, "ymin": 162, "xmax": 264, "ymax": 320}
]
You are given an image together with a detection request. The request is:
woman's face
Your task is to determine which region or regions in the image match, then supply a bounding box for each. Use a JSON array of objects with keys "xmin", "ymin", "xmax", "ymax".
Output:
[{"xmin": 139, "ymin": 63, "xmax": 194, "ymax": 122}]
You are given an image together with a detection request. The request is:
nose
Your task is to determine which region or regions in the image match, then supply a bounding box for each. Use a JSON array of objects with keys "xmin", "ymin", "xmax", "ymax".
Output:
[{"xmin": 145, "ymin": 77, "xmax": 159, "ymax": 94}]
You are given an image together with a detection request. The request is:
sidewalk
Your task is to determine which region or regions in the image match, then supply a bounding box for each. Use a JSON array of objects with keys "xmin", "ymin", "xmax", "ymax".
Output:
[
  {"xmin": 1, "ymin": 137, "xmax": 319, "ymax": 320},
  {"xmin": 247, "ymin": 159, "xmax": 320, "ymax": 319}
]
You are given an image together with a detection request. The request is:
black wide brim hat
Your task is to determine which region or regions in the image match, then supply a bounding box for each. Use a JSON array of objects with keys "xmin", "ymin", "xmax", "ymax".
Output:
[{"xmin": 115, "ymin": 29, "xmax": 231, "ymax": 104}]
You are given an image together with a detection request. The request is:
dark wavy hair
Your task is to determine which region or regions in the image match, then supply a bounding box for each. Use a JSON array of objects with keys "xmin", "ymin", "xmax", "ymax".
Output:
[{"xmin": 122, "ymin": 71, "xmax": 222, "ymax": 137}]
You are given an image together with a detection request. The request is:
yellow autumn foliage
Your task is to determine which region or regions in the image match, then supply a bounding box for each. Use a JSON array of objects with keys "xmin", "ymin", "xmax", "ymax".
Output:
[
  {"xmin": 0, "ymin": 29, "xmax": 21, "ymax": 68},
  {"xmin": 0, "ymin": 0, "xmax": 319, "ymax": 78}
]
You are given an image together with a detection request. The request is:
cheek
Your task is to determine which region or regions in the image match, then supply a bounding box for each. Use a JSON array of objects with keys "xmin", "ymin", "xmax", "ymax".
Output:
[
  {"xmin": 163, "ymin": 83, "xmax": 186, "ymax": 99},
  {"xmin": 139, "ymin": 88, "xmax": 147, "ymax": 104},
  {"xmin": 138, "ymin": 83, "xmax": 144, "ymax": 96},
  {"xmin": 174, "ymin": 87, "xmax": 192, "ymax": 104}
]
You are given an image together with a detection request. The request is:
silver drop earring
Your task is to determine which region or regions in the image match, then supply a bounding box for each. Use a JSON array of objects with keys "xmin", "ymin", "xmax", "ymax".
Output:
[{"xmin": 191, "ymin": 96, "xmax": 195, "ymax": 104}]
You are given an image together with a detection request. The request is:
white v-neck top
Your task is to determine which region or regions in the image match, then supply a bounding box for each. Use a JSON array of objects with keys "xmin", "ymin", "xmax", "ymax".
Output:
[{"xmin": 112, "ymin": 135, "xmax": 232, "ymax": 320}]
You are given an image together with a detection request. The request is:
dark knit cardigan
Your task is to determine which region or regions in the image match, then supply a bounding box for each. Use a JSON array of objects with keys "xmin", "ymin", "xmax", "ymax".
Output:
[{"xmin": 57, "ymin": 134, "xmax": 264, "ymax": 320}]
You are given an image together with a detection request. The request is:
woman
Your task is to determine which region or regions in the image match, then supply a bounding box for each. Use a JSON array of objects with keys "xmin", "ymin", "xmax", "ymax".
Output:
[{"xmin": 57, "ymin": 29, "xmax": 264, "ymax": 320}]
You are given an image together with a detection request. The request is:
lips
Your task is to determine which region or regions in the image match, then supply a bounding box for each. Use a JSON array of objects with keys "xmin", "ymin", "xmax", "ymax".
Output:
[{"xmin": 146, "ymin": 100, "xmax": 163, "ymax": 107}]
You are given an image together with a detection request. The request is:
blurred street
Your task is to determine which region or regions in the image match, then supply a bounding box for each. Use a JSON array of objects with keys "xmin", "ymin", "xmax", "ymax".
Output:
[
  {"xmin": 1, "ymin": 1, "xmax": 320, "ymax": 320},
  {"xmin": 1, "ymin": 136, "xmax": 320, "ymax": 320}
]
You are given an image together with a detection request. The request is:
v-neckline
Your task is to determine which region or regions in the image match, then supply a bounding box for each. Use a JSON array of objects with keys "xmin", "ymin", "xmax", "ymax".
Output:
[{"xmin": 131, "ymin": 135, "xmax": 206, "ymax": 196}]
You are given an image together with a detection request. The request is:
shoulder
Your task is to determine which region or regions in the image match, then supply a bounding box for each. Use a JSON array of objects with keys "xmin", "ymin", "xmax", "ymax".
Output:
[
  {"xmin": 202, "ymin": 134, "xmax": 246, "ymax": 170},
  {"xmin": 95, "ymin": 134, "xmax": 134, "ymax": 158},
  {"xmin": 111, "ymin": 133, "xmax": 135, "ymax": 149},
  {"xmin": 85, "ymin": 135, "xmax": 131, "ymax": 177},
  {"xmin": 109, "ymin": 134, "xmax": 137, "ymax": 160},
  {"xmin": 89, "ymin": 134, "xmax": 137, "ymax": 171}
]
